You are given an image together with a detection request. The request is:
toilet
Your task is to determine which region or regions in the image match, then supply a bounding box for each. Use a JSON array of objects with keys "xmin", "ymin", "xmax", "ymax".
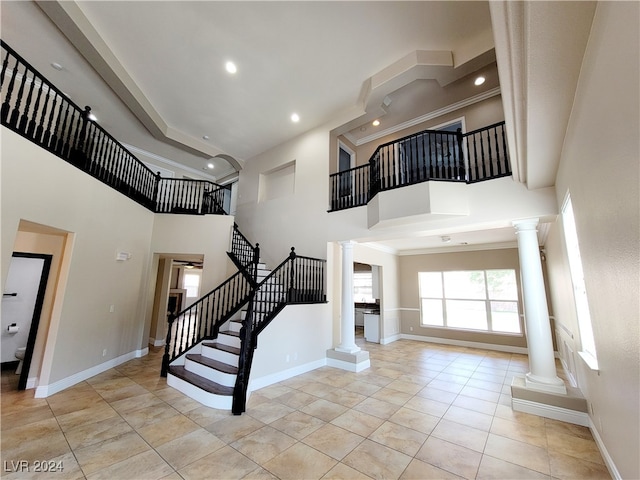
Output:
[{"xmin": 15, "ymin": 347, "xmax": 26, "ymax": 375}]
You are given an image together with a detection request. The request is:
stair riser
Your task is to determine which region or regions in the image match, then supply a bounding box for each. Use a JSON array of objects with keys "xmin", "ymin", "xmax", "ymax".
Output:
[
  {"xmin": 167, "ymin": 373, "xmax": 233, "ymax": 410},
  {"xmin": 202, "ymin": 345, "xmax": 239, "ymax": 365},
  {"xmin": 226, "ymin": 321, "xmax": 242, "ymax": 333},
  {"xmin": 217, "ymin": 332, "xmax": 241, "ymax": 349},
  {"xmin": 184, "ymin": 358, "xmax": 236, "ymax": 387}
]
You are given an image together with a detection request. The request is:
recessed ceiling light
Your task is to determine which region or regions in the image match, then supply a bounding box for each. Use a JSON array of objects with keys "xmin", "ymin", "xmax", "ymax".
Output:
[
  {"xmin": 474, "ymin": 76, "xmax": 486, "ymax": 86},
  {"xmin": 88, "ymin": 113, "xmax": 97, "ymax": 122},
  {"xmin": 291, "ymin": 113, "xmax": 300, "ymax": 123},
  {"xmin": 202, "ymin": 135, "xmax": 209, "ymax": 140},
  {"xmin": 207, "ymin": 163, "xmax": 214, "ymax": 169},
  {"xmin": 51, "ymin": 62, "xmax": 63, "ymax": 71},
  {"xmin": 372, "ymin": 119, "xmax": 380, "ymax": 127},
  {"xmin": 225, "ymin": 61, "xmax": 237, "ymax": 74}
]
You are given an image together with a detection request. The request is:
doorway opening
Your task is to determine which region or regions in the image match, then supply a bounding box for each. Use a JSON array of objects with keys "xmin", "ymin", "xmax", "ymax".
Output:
[{"xmin": 2, "ymin": 253, "xmax": 52, "ymax": 390}]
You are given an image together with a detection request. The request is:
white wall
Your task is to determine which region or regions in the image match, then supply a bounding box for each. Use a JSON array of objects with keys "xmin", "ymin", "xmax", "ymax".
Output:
[{"xmin": 545, "ymin": 3, "xmax": 639, "ymax": 478}]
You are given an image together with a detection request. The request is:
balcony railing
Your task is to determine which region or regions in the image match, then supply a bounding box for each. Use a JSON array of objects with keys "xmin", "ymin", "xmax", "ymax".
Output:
[
  {"xmin": 1, "ymin": 40, "xmax": 229, "ymax": 215},
  {"xmin": 329, "ymin": 122, "xmax": 511, "ymax": 211}
]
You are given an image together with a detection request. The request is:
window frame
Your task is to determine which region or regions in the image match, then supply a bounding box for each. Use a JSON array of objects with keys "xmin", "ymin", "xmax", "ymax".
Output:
[
  {"xmin": 561, "ymin": 192, "xmax": 599, "ymax": 370},
  {"xmin": 418, "ymin": 269, "xmax": 522, "ymax": 335}
]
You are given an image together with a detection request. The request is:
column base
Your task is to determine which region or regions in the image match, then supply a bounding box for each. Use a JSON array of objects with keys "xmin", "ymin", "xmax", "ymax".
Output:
[
  {"xmin": 335, "ymin": 345, "xmax": 361, "ymax": 354},
  {"xmin": 326, "ymin": 349, "xmax": 370, "ymax": 372},
  {"xmin": 511, "ymin": 375, "xmax": 588, "ymax": 425},
  {"xmin": 524, "ymin": 372, "xmax": 567, "ymax": 395}
]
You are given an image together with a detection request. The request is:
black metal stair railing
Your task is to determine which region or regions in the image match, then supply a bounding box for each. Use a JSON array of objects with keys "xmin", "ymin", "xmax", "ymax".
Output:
[
  {"xmin": 329, "ymin": 122, "xmax": 511, "ymax": 211},
  {"xmin": 229, "ymin": 223, "xmax": 260, "ymax": 273},
  {"xmin": 160, "ymin": 268, "xmax": 254, "ymax": 377},
  {"xmin": 1, "ymin": 39, "xmax": 229, "ymax": 216},
  {"xmin": 232, "ymin": 247, "xmax": 326, "ymax": 414}
]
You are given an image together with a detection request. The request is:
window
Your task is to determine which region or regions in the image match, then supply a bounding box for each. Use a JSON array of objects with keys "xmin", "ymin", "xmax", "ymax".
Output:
[
  {"xmin": 354, "ymin": 271, "xmax": 374, "ymax": 303},
  {"xmin": 562, "ymin": 194, "xmax": 598, "ymax": 369},
  {"xmin": 182, "ymin": 272, "xmax": 201, "ymax": 299},
  {"xmin": 418, "ymin": 269, "xmax": 521, "ymax": 334}
]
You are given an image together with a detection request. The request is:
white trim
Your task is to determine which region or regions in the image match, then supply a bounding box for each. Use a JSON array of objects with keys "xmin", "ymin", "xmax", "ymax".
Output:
[
  {"xmin": 26, "ymin": 377, "xmax": 37, "ymax": 389},
  {"xmin": 380, "ymin": 334, "xmax": 400, "ymax": 345},
  {"xmin": 400, "ymin": 333, "xmax": 528, "ymax": 354},
  {"xmin": 578, "ymin": 350, "xmax": 599, "ymax": 371},
  {"xmin": 354, "ymin": 87, "xmax": 501, "ymax": 146},
  {"xmin": 396, "ymin": 241, "xmax": 519, "ymax": 256},
  {"xmin": 149, "ymin": 337, "xmax": 165, "ymax": 347},
  {"xmin": 511, "ymin": 397, "xmax": 590, "ymax": 426},
  {"xmin": 326, "ymin": 357, "xmax": 370, "ymax": 373},
  {"xmin": 337, "ymin": 140, "xmax": 356, "ymax": 171},
  {"xmin": 121, "ymin": 142, "xmax": 218, "ymax": 181},
  {"xmin": 34, "ymin": 347, "xmax": 148, "ymax": 398},
  {"xmin": 249, "ymin": 358, "xmax": 327, "ymax": 391},
  {"xmin": 589, "ymin": 417, "xmax": 622, "ymax": 480}
]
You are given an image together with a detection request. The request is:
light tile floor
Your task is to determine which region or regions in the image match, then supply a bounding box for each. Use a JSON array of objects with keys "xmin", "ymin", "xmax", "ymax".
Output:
[{"xmin": 1, "ymin": 332, "xmax": 611, "ymax": 479}]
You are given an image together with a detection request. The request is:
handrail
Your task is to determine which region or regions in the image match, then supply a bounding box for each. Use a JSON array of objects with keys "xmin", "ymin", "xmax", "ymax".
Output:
[
  {"xmin": 229, "ymin": 223, "xmax": 260, "ymax": 273},
  {"xmin": 232, "ymin": 247, "xmax": 326, "ymax": 413},
  {"xmin": 329, "ymin": 121, "xmax": 510, "ymax": 211},
  {"xmin": 161, "ymin": 268, "xmax": 253, "ymax": 376},
  {"xmin": 1, "ymin": 39, "xmax": 229, "ymax": 215}
]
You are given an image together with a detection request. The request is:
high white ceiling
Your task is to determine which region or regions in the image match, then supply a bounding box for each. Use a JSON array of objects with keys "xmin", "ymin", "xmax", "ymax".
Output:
[
  {"xmin": 2, "ymin": 1, "xmax": 496, "ymax": 181},
  {"xmin": 3, "ymin": 0, "xmax": 546, "ymax": 253}
]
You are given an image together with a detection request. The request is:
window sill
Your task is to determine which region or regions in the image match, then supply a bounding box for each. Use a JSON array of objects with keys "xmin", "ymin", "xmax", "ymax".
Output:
[{"xmin": 578, "ymin": 351, "xmax": 599, "ymax": 372}]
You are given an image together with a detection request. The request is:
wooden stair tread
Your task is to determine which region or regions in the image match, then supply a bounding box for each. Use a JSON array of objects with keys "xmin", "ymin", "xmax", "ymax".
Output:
[
  {"xmin": 219, "ymin": 330, "xmax": 240, "ymax": 338},
  {"xmin": 186, "ymin": 354, "xmax": 238, "ymax": 374},
  {"xmin": 202, "ymin": 342, "xmax": 241, "ymax": 355},
  {"xmin": 168, "ymin": 366, "xmax": 234, "ymax": 396}
]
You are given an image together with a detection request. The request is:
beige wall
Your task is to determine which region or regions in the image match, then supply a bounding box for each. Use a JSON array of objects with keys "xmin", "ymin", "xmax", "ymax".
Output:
[
  {"xmin": 1, "ymin": 128, "xmax": 155, "ymax": 385},
  {"xmin": 544, "ymin": 3, "xmax": 639, "ymax": 478},
  {"xmin": 398, "ymin": 248, "xmax": 528, "ymax": 349}
]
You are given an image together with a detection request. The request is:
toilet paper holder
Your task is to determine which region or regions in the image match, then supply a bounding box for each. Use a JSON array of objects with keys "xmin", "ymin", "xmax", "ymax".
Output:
[{"xmin": 7, "ymin": 323, "xmax": 18, "ymax": 334}]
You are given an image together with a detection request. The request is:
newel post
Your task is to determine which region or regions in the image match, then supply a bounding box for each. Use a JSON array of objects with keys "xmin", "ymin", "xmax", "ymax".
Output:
[
  {"xmin": 456, "ymin": 127, "xmax": 464, "ymax": 180},
  {"xmin": 161, "ymin": 314, "xmax": 175, "ymax": 377},
  {"xmin": 288, "ymin": 247, "xmax": 296, "ymax": 302},
  {"xmin": 153, "ymin": 171, "xmax": 162, "ymax": 212}
]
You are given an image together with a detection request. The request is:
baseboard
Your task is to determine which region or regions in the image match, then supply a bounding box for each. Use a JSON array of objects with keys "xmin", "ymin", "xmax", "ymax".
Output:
[
  {"xmin": 511, "ymin": 397, "xmax": 590, "ymax": 426},
  {"xmin": 26, "ymin": 377, "xmax": 37, "ymax": 389},
  {"xmin": 589, "ymin": 417, "xmax": 622, "ymax": 480},
  {"xmin": 34, "ymin": 347, "xmax": 148, "ymax": 398},
  {"xmin": 400, "ymin": 333, "xmax": 529, "ymax": 354},
  {"xmin": 380, "ymin": 334, "xmax": 400, "ymax": 345},
  {"xmin": 149, "ymin": 337, "xmax": 165, "ymax": 347},
  {"xmin": 249, "ymin": 358, "xmax": 327, "ymax": 392}
]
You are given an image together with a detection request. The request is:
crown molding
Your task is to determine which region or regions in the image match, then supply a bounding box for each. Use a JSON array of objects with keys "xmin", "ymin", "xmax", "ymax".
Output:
[
  {"xmin": 395, "ymin": 240, "xmax": 518, "ymax": 256},
  {"xmin": 121, "ymin": 143, "xmax": 217, "ymax": 181},
  {"xmin": 353, "ymin": 86, "xmax": 501, "ymax": 147}
]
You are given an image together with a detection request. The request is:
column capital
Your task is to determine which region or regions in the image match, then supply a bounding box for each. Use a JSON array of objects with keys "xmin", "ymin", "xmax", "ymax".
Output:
[
  {"xmin": 512, "ymin": 218, "xmax": 540, "ymax": 232},
  {"xmin": 339, "ymin": 240, "xmax": 356, "ymax": 248}
]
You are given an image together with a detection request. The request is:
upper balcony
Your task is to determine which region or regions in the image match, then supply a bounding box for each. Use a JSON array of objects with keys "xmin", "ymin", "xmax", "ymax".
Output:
[{"xmin": 329, "ymin": 121, "xmax": 510, "ymax": 213}]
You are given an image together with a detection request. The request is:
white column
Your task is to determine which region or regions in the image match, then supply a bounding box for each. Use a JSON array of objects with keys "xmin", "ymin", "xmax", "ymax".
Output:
[
  {"xmin": 336, "ymin": 241, "xmax": 360, "ymax": 354},
  {"xmin": 513, "ymin": 219, "xmax": 566, "ymax": 394}
]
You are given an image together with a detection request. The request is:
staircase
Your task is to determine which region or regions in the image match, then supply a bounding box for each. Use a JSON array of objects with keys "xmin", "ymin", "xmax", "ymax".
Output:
[{"xmin": 162, "ymin": 228, "xmax": 326, "ymax": 414}]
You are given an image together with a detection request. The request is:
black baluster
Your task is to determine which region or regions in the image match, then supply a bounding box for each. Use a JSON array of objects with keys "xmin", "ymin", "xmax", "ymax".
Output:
[
  {"xmin": 8, "ymin": 63, "xmax": 27, "ymax": 128},
  {"xmin": 1, "ymin": 57, "xmax": 18, "ymax": 124},
  {"xmin": 43, "ymin": 93, "xmax": 58, "ymax": 149},
  {"xmin": 54, "ymin": 102, "xmax": 68, "ymax": 155},
  {"xmin": 18, "ymin": 70, "xmax": 36, "ymax": 133},
  {"xmin": 27, "ymin": 76, "xmax": 43, "ymax": 138},
  {"xmin": 35, "ymin": 86, "xmax": 50, "ymax": 143},
  {"xmin": 0, "ymin": 49, "xmax": 10, "ymax": 88},
  {"xmin": 494, "ymin": 126, "xmax": 502, "ymax": 175},
  {"xmin": 501, "ymin": 124, "xmax": 509, "ymax": 175},
  {"xmin": 487, "ymin": 129, "xmax": 494, "ymax": 177}
]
